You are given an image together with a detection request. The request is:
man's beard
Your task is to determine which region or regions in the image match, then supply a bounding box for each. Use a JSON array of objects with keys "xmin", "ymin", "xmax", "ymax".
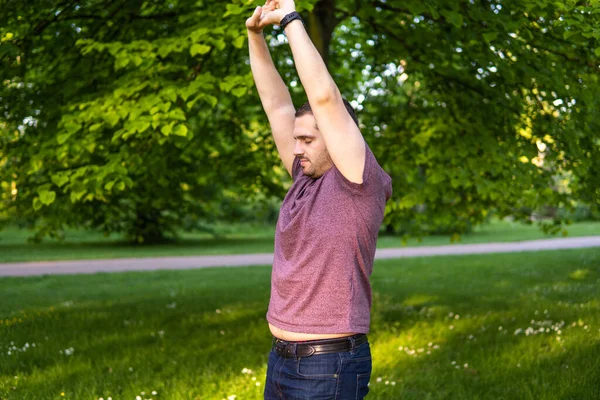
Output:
[{"xmin": 300, "ymin": 152, "xmax": 333, "ymax": 178}]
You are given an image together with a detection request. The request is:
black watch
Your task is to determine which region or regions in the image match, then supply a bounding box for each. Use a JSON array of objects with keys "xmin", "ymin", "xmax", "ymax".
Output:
[{"xmin": 280, "ymin": 11, "xmax": 304, "ymax": 30}]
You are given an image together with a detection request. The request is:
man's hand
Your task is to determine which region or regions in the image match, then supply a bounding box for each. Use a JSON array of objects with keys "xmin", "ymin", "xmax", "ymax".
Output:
[
  {"xmin": 277, "ymin": 0, "xmax": 296, "ymax": 15},
  {"xmin": 246, "ymin": 0, "xmax": 297, "ymax": 34},
  {"xmin": 246, "ymin": 0, "xmax": 284, "ymax": 34}
]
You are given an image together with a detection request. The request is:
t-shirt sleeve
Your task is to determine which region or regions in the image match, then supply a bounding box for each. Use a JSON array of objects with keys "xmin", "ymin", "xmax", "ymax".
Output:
[
  {"xmin": 333, "ymin": 144, "xmax": 393, "ymax": 199},
  {"xmin": 291, "ymin": 156, "xmax": 302, "ymax": 181}
]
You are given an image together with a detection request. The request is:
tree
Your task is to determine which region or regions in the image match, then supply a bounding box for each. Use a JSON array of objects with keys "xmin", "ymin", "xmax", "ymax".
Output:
[
  {"xmin": 1, "ymin": 0, "xmax": 599, "ymax": 242},
  {"xmin": 328, "ymin": 0, "xmax": 600, "ymax": 236},
  {"xmin": 1, "ymin": 0, "xmax": 294, "ymax": 242}
]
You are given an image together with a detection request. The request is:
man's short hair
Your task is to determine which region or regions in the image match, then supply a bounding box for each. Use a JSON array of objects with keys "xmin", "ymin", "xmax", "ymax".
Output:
[{"xmin": 295, "ymin": 98, "xmax": 359, "ymax": 127}]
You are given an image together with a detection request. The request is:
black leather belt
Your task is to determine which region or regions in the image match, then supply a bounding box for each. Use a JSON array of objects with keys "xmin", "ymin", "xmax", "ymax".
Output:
[{"xmin": 272, "ymin": 334, "xmax": 368, "ymax": 358}]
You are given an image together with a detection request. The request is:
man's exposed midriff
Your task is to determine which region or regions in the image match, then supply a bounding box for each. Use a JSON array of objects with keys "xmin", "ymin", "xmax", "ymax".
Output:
[{"xmin": 269, "ymin": 323, "xmax": 359, "ymax": 341}]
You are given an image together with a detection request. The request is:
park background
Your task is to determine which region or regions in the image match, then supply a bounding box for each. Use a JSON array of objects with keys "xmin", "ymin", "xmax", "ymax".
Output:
[{"xmin": 1, "ymin": 0, "xmax": 599, "ymax": 399}]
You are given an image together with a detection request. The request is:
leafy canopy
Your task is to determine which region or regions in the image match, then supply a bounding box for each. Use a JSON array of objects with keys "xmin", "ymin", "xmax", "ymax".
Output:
[{"xmin": 1, "ymin": 0, "xmax": 599, "ymax": 242}]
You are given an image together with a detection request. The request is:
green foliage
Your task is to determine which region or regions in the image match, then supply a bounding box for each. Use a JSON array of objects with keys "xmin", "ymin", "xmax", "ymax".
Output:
[
  {"xmin": 0, "ymin": 0, "xmax": 287, "ymax": 242},
  {"xmin": 328, "ymin": 0, "xmax": 600, "ymax": 235},
  {"xmin": 1, "ymin": 0, "xmax": 599, "ymax": 241}
]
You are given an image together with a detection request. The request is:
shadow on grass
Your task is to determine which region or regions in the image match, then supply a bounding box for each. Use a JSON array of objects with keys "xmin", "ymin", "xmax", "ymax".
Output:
[
  {"xmin": 1, "ymin": 271, "xmax": 274, "ymax": 399},
  {"xmin": 0, "ymin": 236, "xmax": 276, "ymax": 263},
  {"xmin": 1, "ymin": 249, "xmax": 599, "ymax": 399},
  {"xmin": 366, "ymin": 250, "xmax": 600, "ymax": 399}
]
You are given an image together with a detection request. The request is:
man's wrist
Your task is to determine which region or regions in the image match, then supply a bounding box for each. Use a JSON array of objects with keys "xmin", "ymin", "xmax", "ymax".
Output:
[
  {"xmin": 280, "ymin": 11, "xmax": 304, "ymax": 31},
  {"xmin": 283, "ymin": 19, "xmax": 303, "ymax": 30}
]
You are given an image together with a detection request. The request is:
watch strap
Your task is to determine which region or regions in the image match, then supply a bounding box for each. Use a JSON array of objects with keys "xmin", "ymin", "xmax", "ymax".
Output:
[{"xmin": 280, "ymin": 11, "xmax": 304, "ymax": 30}]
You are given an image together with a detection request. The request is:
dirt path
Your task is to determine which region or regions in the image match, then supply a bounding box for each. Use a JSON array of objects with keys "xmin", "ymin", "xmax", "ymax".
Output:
[{"xmin": 1, "ymin": 236, "xmax": 599, "ymax": 277}]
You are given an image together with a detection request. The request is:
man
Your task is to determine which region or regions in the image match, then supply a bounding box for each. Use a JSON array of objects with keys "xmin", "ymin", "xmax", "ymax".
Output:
[{"xmin": 246, "ymin": 0, "xmax": 393, "ymax": 398}]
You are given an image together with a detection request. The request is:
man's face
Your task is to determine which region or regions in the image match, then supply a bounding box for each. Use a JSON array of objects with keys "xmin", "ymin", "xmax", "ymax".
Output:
[{"xmin": 292, "ymin": 114, "xmax": 333, "ymax": 178}]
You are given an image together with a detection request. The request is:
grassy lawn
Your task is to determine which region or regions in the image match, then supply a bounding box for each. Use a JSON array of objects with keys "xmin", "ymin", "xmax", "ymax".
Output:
[
  {"xmin": 1, "ymin": 248, "xmax": 599, "ymax": 399},
  {"xmin": 1, "ymin": 219, "xmax": 599, "ymax": 263}
]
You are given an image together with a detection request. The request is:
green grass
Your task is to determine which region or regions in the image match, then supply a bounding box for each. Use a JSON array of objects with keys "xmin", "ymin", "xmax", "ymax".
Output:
[
  {"xmin": 1, "ymin": 249, "xmax": 599, "ymax": 399},
  {"xmin": 1, "ymin": 219, "xmax": 599, "ymax": 263}
]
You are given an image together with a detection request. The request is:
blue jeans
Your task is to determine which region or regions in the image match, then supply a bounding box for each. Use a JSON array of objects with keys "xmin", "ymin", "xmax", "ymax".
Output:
[{"xmin": 264, "ymin": 338, "xmax": 372, "ymax": 399}]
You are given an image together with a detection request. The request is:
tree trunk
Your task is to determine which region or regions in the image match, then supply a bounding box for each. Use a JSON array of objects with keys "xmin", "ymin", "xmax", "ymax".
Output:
[{"xmin": 306, "ymin": 0, "xmax": 336, "ymax": 68}]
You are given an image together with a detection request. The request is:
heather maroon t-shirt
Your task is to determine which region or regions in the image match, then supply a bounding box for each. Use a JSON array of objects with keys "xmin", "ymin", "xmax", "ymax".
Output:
[{"xmin": 266, "ymin": 144, "xmax": 392, "ymax": 334}]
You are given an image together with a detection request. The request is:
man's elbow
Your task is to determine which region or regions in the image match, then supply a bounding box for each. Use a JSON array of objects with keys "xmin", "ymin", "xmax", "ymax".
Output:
[{"xmin": 311, "ymin": 85, "xmax": 339, "ymax": 106}]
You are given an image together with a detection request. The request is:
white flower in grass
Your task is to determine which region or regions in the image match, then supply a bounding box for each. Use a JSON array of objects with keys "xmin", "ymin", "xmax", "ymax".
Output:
[
  {"xmin": 136, "ymin": 397, "xmax": 142, "ymax": 400},
  {"xmin": 449, "ymin": 325, "xmax": 454, "ymax": 330},
  {"xmin": 108, "ymin": 397, "xmax": 113, "ymax": 400},
  {"xmin": 129, "ymin": 367, "xmax": 134, "ymax": 371},
  {"xmin": 464, "ymin": 363, "xmax": 468, "ymax": 368},
  {"xmin": 152, "ymin": 392, "xmax": 157, "ymax": 396},
  {"xmin": 227, "ymin": 395, "xmax": 237, "ymax": 400},
  {"xmin": 255, "ymin": 382, "xmax": 261, "ymax": 386},
  {"xmin": 216, "ymin": 309, "xmax": 221, "ymax": 314},
  {"xmin": 60, "ymin": 347, "xmax": 74, "ymax": 356},
  {"xmin": 385, "ymin": 380, "xmax": 389, "ymax": 385},
  {"xmin": 376, "ymin": 377, "xmax": 382, "ymax": 382},
  {"xmin": 392, "ymin": 382, "xmax": 396, "ymax": 386},
  {"xmin": 525, "ymin": 327, "xmax": 535, "ymax": 336}
]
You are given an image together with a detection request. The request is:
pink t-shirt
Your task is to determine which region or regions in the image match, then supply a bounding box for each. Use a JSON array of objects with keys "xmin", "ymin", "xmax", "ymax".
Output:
[{"xmin": 266, "ymin": 144, "xmax": 393, "ymax": 334}]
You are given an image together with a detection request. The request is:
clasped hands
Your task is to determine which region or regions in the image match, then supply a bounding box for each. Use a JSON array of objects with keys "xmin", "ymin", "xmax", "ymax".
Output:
[{"xmin": 246, "ymin": 0, "xmax": 297, "ymax": 34}]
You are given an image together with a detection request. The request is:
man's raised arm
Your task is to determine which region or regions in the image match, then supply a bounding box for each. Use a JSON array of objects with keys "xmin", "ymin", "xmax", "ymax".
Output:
[
  {"xmin": 277, "ymin": 0, "xmax": 366, "ymax": 184},
  {"xmin": 246, "ymin": 2, "xmax": 296, "ymax": 176}
]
